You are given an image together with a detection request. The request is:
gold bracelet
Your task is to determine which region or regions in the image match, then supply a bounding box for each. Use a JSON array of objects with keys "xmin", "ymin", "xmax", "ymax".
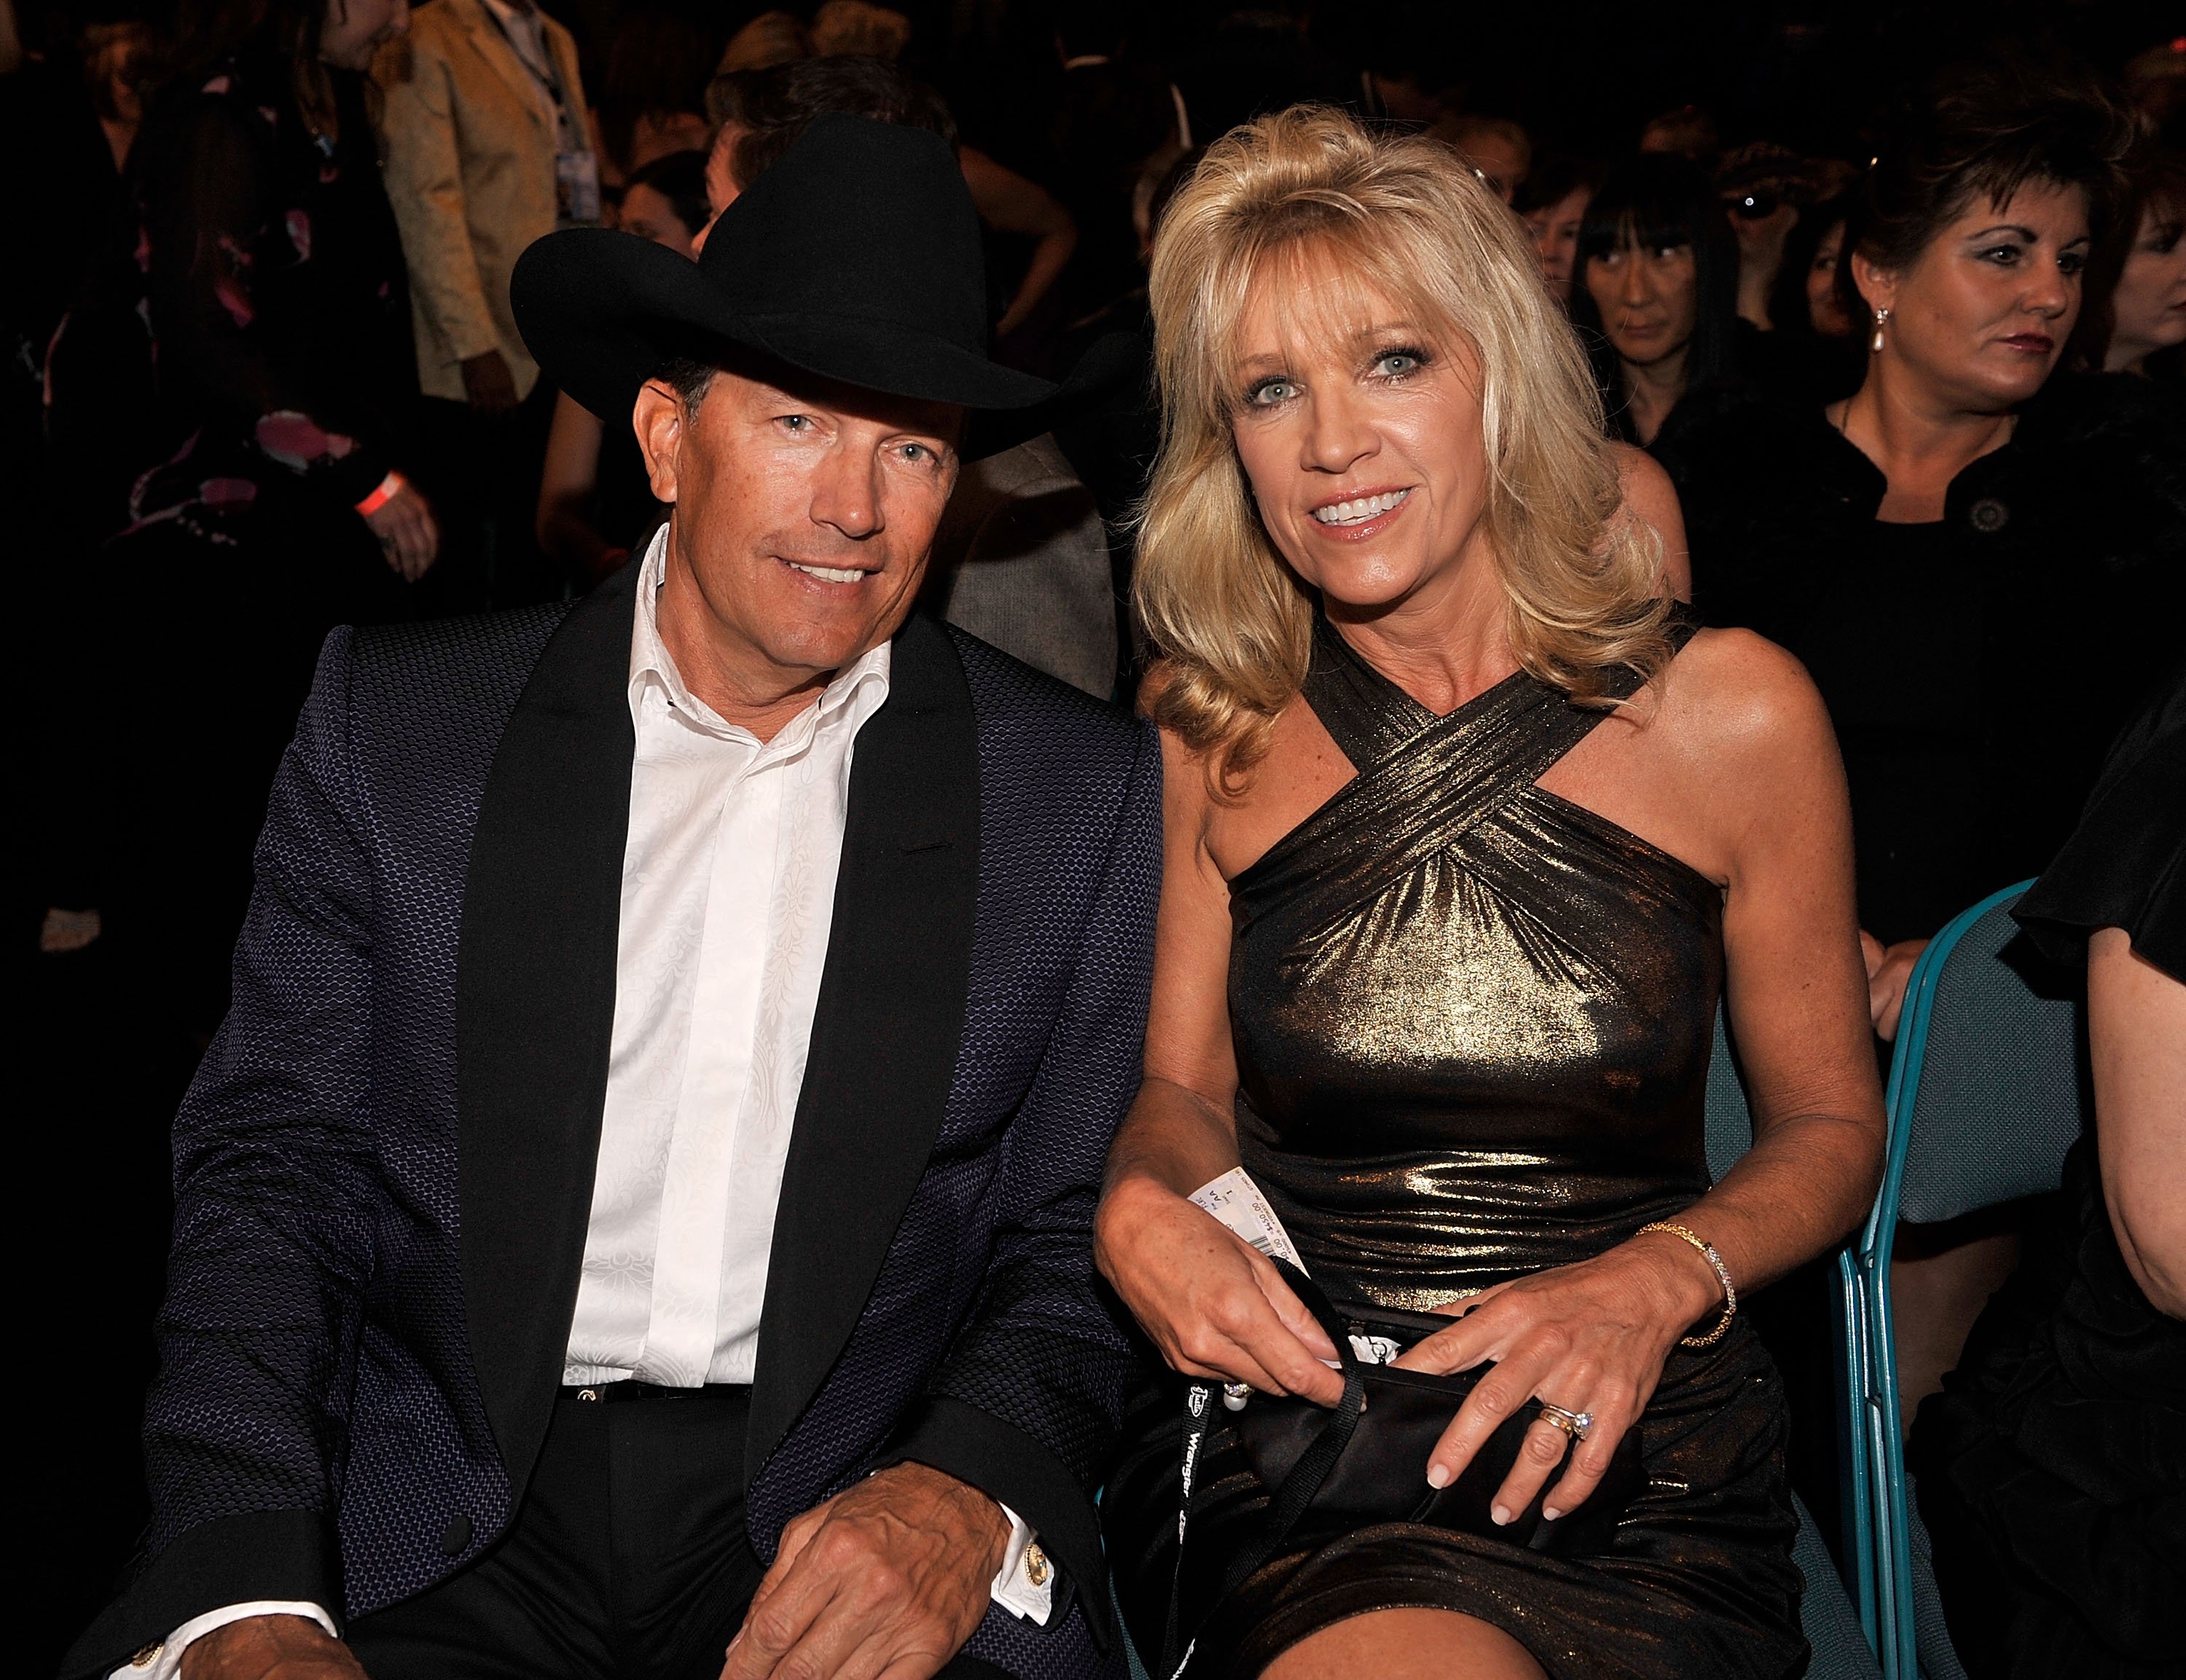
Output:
[{"xmin": 1636, "ymin": 1221, "xmax": 1738, "ymax": 1348}]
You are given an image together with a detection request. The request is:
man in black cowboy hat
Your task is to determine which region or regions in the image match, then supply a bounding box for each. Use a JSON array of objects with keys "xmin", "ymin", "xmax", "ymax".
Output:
[{"xmin": 64, "ymin": 115, "xmax": 1154, "ymax": 1680}]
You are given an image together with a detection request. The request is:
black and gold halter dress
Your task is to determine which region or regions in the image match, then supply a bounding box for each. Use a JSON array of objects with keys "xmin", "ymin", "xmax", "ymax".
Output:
[{"xmin": 1104, "ymin": 613, "xmax": 1806, "ymax": 1680}]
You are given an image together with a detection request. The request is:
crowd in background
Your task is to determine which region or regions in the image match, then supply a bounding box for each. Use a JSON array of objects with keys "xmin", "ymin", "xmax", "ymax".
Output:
[{"xmin": 4, "ymin": 0, "xmax": 2183, "ymax": 1672}]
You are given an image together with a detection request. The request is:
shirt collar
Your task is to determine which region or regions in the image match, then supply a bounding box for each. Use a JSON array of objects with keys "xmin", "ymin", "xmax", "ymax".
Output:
[{"xmin": 626, "ymin": 525, "xmax": 893, "ymax": 739}]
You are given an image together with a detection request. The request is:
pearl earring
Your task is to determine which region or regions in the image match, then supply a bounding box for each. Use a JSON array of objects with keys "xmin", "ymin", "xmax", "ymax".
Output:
[{"xmin": 1870, "ymin": 306, "xmax": 1891, "ymax": 353}]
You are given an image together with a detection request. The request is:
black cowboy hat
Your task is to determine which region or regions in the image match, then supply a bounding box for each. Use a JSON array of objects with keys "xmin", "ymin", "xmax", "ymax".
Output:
[{"xmin": 513, "ymin": 113, "xmax": 1116, "ymax": 459}]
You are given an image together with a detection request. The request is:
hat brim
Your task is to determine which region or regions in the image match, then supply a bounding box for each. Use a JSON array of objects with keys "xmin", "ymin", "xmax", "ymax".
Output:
[{"xmin": 514, "ymin": 229, "xmax": 1084, "ymax": 458}]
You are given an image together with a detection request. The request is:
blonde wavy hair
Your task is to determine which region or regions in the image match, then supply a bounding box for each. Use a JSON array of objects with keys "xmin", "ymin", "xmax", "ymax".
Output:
[{"xmin": 1135, "ymin": 105, "xmax": 1672, "ymax": 777}]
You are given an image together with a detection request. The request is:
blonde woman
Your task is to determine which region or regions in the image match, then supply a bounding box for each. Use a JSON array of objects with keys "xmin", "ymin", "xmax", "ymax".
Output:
[{"xmin": 1093, "ymin": 107, "xmax": 1884, "ymax": 1680}]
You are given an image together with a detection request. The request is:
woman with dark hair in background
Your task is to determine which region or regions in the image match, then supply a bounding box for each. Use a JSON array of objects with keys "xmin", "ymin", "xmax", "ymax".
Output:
[
  {"xmin": 1754, "ymin": 193, "xmax": 1864, "ymax": 401},
  {"xmin": 534, "ymin": 147, "xmax": 708, "ymax": 581},
  {"xmin": 1515, "ymin": 153, "xmax": 1602, "ymax": 307},
  {"xmin": 2097, "ymin": 147, "xmax": 2186, "ymax": 382},
  {"xmin": 594, "ymin": 4, "xmax": 713, "ymax": 186},
  {"xmin": 1569, "ymin": 153, "xmax": 1747, "ymax": 462},
  {"xmin": 1674, "ymin": 60, "xmax": 2174, "ymax": 1043},
  {"xmin": 85, "ymin": 0, "xmax": 435, "ymax": 1032}
]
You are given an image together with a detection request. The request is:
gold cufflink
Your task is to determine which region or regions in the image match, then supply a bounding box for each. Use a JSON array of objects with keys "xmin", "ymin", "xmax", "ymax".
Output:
[
  {"xmin": 130, "ymin": 1642, "xmax": 164, "ymax": 1669},
  {"xmin": 1022, "ymin": 1542, "xmax": 1050, "ymax": 1587}
]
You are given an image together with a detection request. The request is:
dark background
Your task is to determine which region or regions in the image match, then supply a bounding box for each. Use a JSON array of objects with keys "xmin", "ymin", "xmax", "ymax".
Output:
[{"xmin": 14, "ymin": 0, "xmax": 2179, "ymax": 1671}]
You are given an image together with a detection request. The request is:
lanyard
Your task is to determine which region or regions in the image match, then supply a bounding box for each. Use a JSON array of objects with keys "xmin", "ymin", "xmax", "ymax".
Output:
[{"xmin": 484, "ymin": 1, "xmax": 569, "ymax": 119}]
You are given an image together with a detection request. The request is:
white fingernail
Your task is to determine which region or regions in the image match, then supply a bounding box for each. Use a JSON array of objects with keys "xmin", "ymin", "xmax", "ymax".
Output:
[
  {"xmin": 1543, "ymin": 1507, "xmax": 1562, "ymax": 1521},
  {"xmin": 1426, "ymin": 1464, "xmax": 1450, "ymax": 1489},
  {"xmin": 1491, "ymin": 1503, "xmax": 1512, "ymax": 1525}
]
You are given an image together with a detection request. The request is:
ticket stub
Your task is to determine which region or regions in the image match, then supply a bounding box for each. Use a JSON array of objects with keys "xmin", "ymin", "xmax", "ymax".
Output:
[
  {"xmin": 1189, "ymin": 1166, "xmax": 1307, "ymax": 1271},
  {"xmin": 1190, "ymin": 1169, "xmax": 1403, "ymax": 1366}
]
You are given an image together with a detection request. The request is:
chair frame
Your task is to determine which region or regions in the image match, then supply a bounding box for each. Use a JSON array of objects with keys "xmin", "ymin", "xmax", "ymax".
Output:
[
  {"xmin": 1854, "ymin": 879, "xmax": 2042, "ymax": 1680},
  {"xmin": 1707, "ymin": 1011, "xmax": 1883, "ymax": 1655}
]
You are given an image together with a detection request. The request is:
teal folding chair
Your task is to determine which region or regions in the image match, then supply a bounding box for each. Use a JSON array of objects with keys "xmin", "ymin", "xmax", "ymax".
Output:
[
  {"xmin": 1704, "ymin": 1008, "xmax": 1883, "ymax": 1678},
  {"xmin": 1855, "ymin": 881, "xmax": 2084, "ymax": 1680}
]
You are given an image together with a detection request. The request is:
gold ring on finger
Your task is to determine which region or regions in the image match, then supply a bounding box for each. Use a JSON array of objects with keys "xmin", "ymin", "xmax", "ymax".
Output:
[{"xmin": 1537, "ymin": 1402, "xmax": 1593, "ymax": 1442}]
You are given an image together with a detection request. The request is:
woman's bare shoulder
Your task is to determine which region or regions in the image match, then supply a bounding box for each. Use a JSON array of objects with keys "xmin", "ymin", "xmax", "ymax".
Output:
[
  {"xmin": 1653, "ymin": 625, "xmax": 1839, "ymax": 785},
  {"xmin": 1137, "ymin": 661, "xmax": 1223, "ymax": 818},
  {"xmin": 1609, "ymin": 442, "xmax": 1691, "ymax": 600}
]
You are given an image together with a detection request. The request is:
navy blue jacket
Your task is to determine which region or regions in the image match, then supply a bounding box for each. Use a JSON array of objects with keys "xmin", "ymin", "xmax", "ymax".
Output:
[{"xmin": 68, "ymin": 566, "xmax": 1159, "ymax": 1679}]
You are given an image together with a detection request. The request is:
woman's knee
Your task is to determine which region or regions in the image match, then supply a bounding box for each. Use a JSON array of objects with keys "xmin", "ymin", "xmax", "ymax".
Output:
[{"xmin": 1261, "ymin": 1606, "xmax": 1547, "ymax": 1680}]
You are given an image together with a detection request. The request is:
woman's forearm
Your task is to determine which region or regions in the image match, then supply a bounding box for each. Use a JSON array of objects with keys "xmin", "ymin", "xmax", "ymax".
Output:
[
  {"xmin": 1654, "ymin": 1110, "xmax": 1884, "ymax": 1303},
  {"xmin": 1103, "ymin": 1075, "xmax": 1242, "ymax": 1201},
  {"xmin": 957, "ymin": 144, "xmax": 1078, "ymax": 337},
  {"xmin": 2090, "ymin": 927, "xmax": 2186, "ymax": 1318},
  {"xmin": 998, "ymin": 227, "xmax": 1077, "ymax": 336}
]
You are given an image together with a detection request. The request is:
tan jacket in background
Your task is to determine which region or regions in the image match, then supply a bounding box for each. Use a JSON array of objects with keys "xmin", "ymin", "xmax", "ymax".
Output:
[{"xmin": 375, "ymin": 0, "xmax": 588, "ymax": 402}]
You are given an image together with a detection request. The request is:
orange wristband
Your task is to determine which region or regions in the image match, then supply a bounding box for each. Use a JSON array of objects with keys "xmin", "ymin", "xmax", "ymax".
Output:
[{"xmin": 355, "ymin": 471, "xmax": 404, "ymax": 517}]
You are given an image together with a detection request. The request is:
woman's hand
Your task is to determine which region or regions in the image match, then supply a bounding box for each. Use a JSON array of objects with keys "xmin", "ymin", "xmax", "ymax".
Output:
[
  {"xmin": 1095, "ymin": 1174, "xmax": 1342, "ymax": 1404},
  {"xmin": 364, "ymin": 478, "xmax": 439, "ymax": 580},
  {"xmin": 1393, "ymin": 1229, "xmax": 1723, "ymax": 1523},
  {"xmin": 1860, "ymin": 930, "xmax": 1929, "ymax": 1040}
]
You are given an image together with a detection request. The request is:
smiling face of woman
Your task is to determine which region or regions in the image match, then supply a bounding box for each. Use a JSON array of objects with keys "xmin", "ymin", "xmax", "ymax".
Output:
[
  {"xmin": 1226, "ymin": 243, "xmax": 1496, "ymax": 618},
  {"xmin": 1583, "ymin": 235, "xmax": 1699, "ymax": 371},
  {"xmin": 1857, "ymin": 180, "xmax": 2090, "ymax": 411}
]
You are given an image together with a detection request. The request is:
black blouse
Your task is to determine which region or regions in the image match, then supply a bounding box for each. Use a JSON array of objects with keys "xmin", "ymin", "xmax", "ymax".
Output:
[
  {"xmin": 1672, "ymin": 375, "xmax": 2186, "ymax": 942},
  {"xmin": 1908, "ymin": 664, "xmax": 2186, "ymax": 1678}
]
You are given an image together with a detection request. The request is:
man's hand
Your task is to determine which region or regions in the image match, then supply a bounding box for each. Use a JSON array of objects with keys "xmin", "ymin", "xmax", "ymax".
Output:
[
  {"xmin": 179, "ymin": 1615, "xmax": 365, "ymax": 1680},
  {"xmin": 460, "ymin": 350, "xmax": 520, "ymax": 413},
  {"xmin": 721, "ymin": 1462, "xmax": 1008, "ymax": 1680}
]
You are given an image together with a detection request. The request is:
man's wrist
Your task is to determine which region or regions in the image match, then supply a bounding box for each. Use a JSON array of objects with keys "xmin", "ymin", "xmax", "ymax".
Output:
[
  {"xmin": 114, "ymin": 1604, "xmax": 337, "ymax": 1680},
  {"xmin": 877, "ymin": 1460, "xmax": 1010, "ymax": 1575}
]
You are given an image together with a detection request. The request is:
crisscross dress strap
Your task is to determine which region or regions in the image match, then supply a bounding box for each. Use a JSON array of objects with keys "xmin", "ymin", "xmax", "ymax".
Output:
[{"xmin": 1234, "ymin": 610, "xmax": 1696, "ymax": 938}]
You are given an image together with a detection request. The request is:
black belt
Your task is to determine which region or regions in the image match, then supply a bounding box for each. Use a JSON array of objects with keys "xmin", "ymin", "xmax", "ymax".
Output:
[{"xmin": 560, "ymin": 1380, "xmax": 752, "ymax": 1405}]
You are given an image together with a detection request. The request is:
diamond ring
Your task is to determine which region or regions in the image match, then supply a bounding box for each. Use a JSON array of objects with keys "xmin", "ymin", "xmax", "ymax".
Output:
[{"xmin": 1537, "ymin": 1402, "xmax": 1594, "ymax": 1442}]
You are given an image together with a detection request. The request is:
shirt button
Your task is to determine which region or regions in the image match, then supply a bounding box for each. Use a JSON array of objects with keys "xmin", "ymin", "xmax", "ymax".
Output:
[
  {"xmin": 1022, "ymin": 1542, "xmax": 1051, "ymax": 1587},
  {"xmin": 1969, "ymin": 498, "xmax": 2009, "ymax": 533},
  {"xmin": 440, "ymin": 1513, "xmax": 474, "ymax": 1555},
  {"xmin": 130, "ymin": 1642, "xmax": 164, "ymax": 1669}
]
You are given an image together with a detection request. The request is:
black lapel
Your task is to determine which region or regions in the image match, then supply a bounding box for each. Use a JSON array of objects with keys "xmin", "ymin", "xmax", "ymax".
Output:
[
  {"xmin": 746, "ymin": 613, "xmax": 982, "ymax": 1480},
  {"xmin": 456, "ymin": 562, "xmax": 640, "ymax": 1491}
]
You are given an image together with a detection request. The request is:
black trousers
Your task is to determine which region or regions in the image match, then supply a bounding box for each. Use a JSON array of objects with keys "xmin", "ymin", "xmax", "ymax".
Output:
[
  {"xmin": 348, "ymin": 1386, "xmax": 1014, "ymax": 1680},
  {"xmin": 348, "ymin": 1385, "xmax": 763, "ymax": 1680},
  {"xmin": 406, "ymin": 383, "xmax": 562, "ymax": 616}
]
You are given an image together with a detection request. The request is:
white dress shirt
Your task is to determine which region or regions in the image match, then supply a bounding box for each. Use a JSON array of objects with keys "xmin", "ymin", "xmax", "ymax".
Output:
[
  {"xmin": 116, "ymin": 531, "xmax": 1044, "ymax": 1679},
  {"xmin": 563, "ymin": 530, "xmax": 891, "ymax": 1389}
]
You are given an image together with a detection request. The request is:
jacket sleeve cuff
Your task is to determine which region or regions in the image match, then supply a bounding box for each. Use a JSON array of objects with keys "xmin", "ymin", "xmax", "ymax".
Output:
[
  {"xmin": 876, "ymin": 1397, "xmax": 1110, "ymax": 1648},
  {"xmin": 62, "ymin": 1510, "xmax": 337, "ymax": 1680}
]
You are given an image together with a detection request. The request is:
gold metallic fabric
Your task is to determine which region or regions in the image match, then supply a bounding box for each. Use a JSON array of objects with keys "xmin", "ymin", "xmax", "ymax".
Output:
[
  {"xmin": 1103, "ymin": 613, "xmax": 1807, "ymax": 1680},
  {"xmin": 1230, "ymin": 613, "xmax": 1723, "ymax": 1311}
]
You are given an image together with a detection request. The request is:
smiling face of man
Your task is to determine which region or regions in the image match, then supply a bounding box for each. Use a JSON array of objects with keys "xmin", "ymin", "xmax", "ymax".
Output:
[{"xmin": 632, "ymin": 362, "xmax": 965, "ymax": 729}]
